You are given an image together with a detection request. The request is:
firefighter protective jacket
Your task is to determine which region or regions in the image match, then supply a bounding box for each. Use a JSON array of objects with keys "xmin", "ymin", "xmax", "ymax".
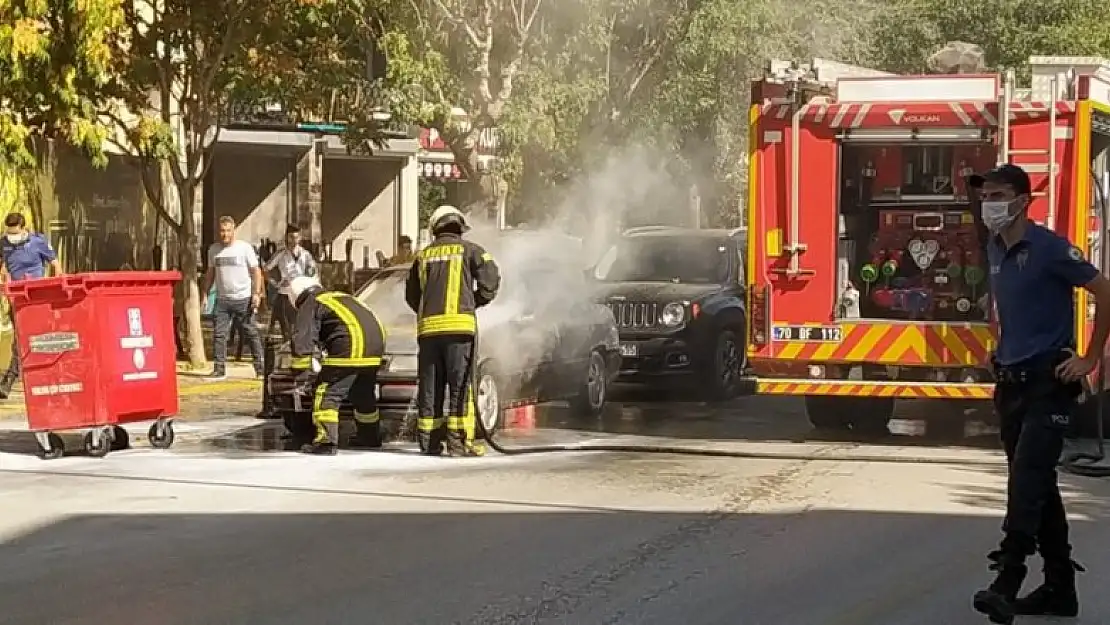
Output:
[
  {"xmin": 405, "ymin": 233, "xmax": 501, "ymax": 336},
  {"xmin": 291, "ymin": 289, "xmax": 386, "ymax": 369}
]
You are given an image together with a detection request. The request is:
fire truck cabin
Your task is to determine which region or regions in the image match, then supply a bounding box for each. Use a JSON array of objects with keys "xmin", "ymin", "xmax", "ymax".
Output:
[{"xmin": 745, "ymin": 56, "xmax": 1110, "ymax": 431}]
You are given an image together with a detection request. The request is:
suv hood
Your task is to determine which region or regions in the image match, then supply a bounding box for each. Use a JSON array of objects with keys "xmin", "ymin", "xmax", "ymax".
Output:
[{"xmin": 593, "ymin": 281, "xmax": 723, "ymax": 303}]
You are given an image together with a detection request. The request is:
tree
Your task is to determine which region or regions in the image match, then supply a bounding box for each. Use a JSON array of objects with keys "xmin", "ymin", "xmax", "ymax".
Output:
[
  {"xmin": 104, "ymin": 0, "xmax": 380, "ymax": 368},
  {"xmin": 0, "ymin": 0, "xmax": 124, "ymax": 170},
  {"xmin": 871, "ymin": 0, "xmax": 1110, "ymax": 76},
  {"xmin": 367, "ymin": 0, "xmax": 544, "ymax": 214}
]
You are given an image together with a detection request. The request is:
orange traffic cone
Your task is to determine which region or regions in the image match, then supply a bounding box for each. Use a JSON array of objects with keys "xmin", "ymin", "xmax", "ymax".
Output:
[{"xmin": 505, "ymin": 404, "xmax": 536, "ymax": 430}]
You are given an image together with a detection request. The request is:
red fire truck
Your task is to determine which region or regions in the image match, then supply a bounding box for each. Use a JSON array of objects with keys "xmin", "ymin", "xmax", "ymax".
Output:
[{"xmin": 745, "ymin": 56, "xmax": 1110, "ymax": 432}]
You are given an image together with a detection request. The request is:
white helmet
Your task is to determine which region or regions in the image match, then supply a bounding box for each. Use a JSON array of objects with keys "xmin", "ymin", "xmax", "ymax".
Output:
[
  {"xmin": 288, "ymin": 276, "xmax": 323, "ymax": 305},
  {"xmin": 428, "ymin": 204, "xmax": 469, "ymax": 233}
]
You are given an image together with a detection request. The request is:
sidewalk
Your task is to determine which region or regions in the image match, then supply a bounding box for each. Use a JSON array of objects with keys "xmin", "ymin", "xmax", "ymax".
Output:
[{"xmin": 0, "ymin": 361, "xmax": 264, "ymax": 422}]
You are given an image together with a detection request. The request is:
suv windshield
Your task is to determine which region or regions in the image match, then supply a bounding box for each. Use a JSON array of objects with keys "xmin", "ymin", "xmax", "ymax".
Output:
[{"xmin": 595, "ymin": 236, "xmax": 730, "ymax": 284}]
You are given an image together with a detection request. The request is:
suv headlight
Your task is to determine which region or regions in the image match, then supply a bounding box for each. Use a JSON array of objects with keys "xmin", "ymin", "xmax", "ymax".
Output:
[{"xmin": 660, "ymin": 302, "xmax": 685, "ymax": 326}]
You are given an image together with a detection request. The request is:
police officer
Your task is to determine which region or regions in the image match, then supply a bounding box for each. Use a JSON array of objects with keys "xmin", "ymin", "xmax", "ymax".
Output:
[
  {"xmin": 405, "ymin": 206, "xmax": 500, "ymax": 457},
  {"xmin": 969, "ymin": 165, "xmax": 1110, "ymax": 624},
  {"xmin": 287, "ymin": 276, "xmax": 386, "ymax": 455}
]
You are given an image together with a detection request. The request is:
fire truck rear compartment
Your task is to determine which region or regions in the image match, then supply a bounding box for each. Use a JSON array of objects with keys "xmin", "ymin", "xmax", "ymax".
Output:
[{"xmin": 837, "ymin": 142, "xmax": 993, "ymax": 323}]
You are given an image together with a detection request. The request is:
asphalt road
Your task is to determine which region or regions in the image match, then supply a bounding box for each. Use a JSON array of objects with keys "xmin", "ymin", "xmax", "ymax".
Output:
[{"xmin": 2, "ymin": 392, "xmax": 1110, "ymax": 625}]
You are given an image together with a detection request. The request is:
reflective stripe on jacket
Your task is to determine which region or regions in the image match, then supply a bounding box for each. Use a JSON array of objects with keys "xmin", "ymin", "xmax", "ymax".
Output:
[
  {"xmin": 291, "ymin": 289, "xmax": 386, "ymax": 369},
  {"xmin": 405, "ymin": 233, "xmax": 500, "ymax": 337}
]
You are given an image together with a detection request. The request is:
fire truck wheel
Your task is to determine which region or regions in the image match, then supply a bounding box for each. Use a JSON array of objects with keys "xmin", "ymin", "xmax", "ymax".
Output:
[
  {"xmin": 805, "ymin": 396, "xmax": 893, "ymax": 433},
  {"xmin": 705, "ymin": 329, "xmax": 744, "ymax": 400}
]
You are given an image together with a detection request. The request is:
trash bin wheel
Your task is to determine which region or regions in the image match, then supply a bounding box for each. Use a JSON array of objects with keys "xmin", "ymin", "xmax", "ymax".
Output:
[
  {"xmin": 36, "ymin": 433, "xmax": 65, "ymax": 460},
  {"xmin": 148, "ymin": 422, "xmax": 175, "ymax": 449},
  {"xmin": 83, "ymin": 430, "xmax": 111, "ymax": 458},
  {"xmin": 110, "ymin": 426, "xmax": 131, "ymax": 451}
]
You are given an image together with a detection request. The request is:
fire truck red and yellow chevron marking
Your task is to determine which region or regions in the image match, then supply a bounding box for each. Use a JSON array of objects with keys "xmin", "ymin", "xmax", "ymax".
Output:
[
  {"xmin": 757, "ymin": 379, "xmax": 994, "ymax": 400},
  {"xmin": 771, "ymin": 322, "xmax": 995, "ymax": 366}
]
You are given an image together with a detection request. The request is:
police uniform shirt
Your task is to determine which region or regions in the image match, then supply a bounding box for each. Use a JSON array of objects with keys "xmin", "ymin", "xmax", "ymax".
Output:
[
  {"xmin": 988, "ymin": 223, "xmax": 1098, "ymax": 366},
  {"xmin": 1, "ymin": 233, "xmax": 56, "ymax": 280}
]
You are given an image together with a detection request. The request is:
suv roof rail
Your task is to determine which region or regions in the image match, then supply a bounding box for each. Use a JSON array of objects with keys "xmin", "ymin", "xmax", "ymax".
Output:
[
  {"xmin": 622, "ymin": 225, "xmax": 676, "ymax": 235},
  {"xmin": 728, "ymin": 226, "xmax": 748, "ymax": 237}
]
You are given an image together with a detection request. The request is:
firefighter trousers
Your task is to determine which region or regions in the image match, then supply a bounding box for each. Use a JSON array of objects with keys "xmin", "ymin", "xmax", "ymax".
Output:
[
  {"xmin": 311, "ymin": 366, "xmax": 380, "ymax": 447},
  {"xmin": 416, "ymin": 334, "xmax": 478, "ymax": 453},
  {"xmin": 993, "ymin": 367, "xmax": 1075, "ymax": 562}
]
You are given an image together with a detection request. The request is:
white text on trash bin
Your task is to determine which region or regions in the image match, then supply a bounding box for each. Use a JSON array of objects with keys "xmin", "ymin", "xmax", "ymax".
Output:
[{"xmin": 30, "ymin": 382, "xmax": 83, "ymax": 396}]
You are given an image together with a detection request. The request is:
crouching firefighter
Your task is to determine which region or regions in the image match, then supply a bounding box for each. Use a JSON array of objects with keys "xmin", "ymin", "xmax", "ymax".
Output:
[
  {"xmin": 287, "ymin": 276, "xmax": 386, "ymax": 455},
  {"xmin": 405, "ymin": 205, "xmax": 500, "ymax": 457}
]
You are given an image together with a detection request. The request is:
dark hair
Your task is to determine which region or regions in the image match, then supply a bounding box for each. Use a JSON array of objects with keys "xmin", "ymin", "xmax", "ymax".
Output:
[
  {"xmin": 4, "ymin": 213, "xmax": 25, "ymax": 228},
  {"xmin": 399, "ymin": 235, "xmax": 412, "ymax": 245},
  {"xmin": 285, "ymin": 224, "xmax": 301, "ymax": 235},
  {"xmin": 968, "ymin": 164, "xmax": 1031, "ymax": 196}
]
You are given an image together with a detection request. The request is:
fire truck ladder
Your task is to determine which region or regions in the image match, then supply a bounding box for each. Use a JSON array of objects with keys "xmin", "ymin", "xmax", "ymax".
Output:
[{"xmin": 999, "ymin": 69, "xmax": 1061, "ymax": 228}]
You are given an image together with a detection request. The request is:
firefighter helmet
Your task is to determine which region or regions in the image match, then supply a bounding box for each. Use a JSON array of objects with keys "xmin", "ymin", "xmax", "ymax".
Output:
[
  {"xmin": 428, "ymin": 204, "xmax": 469, "ymax": 234},
  {"xmin": 288, "ymin": 276, "xmax": 323, "ymax": 306}
]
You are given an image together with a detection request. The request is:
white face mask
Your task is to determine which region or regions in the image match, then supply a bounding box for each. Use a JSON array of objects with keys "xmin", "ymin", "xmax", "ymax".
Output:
[
  {"xmin": 981, "ymin": 200, "xmax": 1019, "ymax": 233},
  {"xmin": 5, "ymin": 232, "xmax": 27, "ymax": 245}
]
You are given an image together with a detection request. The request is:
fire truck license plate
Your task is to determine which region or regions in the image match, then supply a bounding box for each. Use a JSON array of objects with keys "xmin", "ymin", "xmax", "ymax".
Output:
[{"xmin": 771, "ymin": 325, "xmax": 843, "ymax": 342}]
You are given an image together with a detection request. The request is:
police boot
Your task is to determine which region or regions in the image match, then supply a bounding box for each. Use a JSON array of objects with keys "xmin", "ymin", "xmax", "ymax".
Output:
[
  {"xmin": 973, "ymin": 550, "xmax": 1028, "ymax": 624},
  {"xmin": 1014, "ymin": 557, "xmax": 1083, "ymax": 617},
  {"xmin": 350, "ymin": 423, "xmax": 383, "ymax": 449},
  {"xmin": 299, "ymin": 442, "xmax": 338, "ymax": 456}
]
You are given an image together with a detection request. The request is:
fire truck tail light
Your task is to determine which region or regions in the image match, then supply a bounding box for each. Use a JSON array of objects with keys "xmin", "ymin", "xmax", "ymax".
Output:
[{"xmin": 749, "ymin": 285, "xmax": 770, "ymax": 346}]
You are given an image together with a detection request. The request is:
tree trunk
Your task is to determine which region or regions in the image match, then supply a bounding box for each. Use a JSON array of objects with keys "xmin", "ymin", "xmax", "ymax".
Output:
[{"xmin": 175, "ymin": 180, "xmax": 207, "ymax": 369}]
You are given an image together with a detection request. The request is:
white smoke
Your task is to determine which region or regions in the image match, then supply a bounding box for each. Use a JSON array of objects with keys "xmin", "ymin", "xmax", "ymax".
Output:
[
  {"xmin": 461, "ymin": 145, "xmax": 695, "ymax": 376},
  {"xmin": 365, "ymin": 145, "xmax": 696, "ymax": 380}
]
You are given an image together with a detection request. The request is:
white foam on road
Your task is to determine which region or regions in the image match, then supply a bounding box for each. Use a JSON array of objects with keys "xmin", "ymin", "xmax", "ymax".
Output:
[{"xmin": 0, "ymin": 439, "xmax": 614, "ymax": 496}]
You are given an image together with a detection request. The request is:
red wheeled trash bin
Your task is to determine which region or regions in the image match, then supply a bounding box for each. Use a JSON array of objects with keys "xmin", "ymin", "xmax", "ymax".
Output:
[{"xmin": 4, "ymin": 271, "xmax": 182, "ymax": 459}]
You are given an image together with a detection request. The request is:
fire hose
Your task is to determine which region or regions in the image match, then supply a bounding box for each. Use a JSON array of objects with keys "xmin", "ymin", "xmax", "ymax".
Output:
[
  {"xmin": 465, "ymin": 328, "xmax": 1009, "ymax": 467},
  {"xmin": 1061, "ymin": 171, "xmax": 1110, "ymax": 478}
]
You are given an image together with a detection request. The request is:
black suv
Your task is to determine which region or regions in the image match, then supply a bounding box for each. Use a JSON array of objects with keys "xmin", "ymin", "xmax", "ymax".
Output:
[{"xmin": 590, "ymin": 226, "xmax": 748, "ymax": 398}]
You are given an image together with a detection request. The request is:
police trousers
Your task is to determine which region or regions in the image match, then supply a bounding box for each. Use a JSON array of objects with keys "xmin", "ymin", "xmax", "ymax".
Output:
[
  {"xmin": 416, "ymin": 334, "xmax": 477, "ymax": 451},
  {"xmin": 993, "ymin": 362, "xmax": 1077, "ymax": 561},
  {"xmin": 310, "ymin": 366, "xmax": 380, "ymax": 447}
]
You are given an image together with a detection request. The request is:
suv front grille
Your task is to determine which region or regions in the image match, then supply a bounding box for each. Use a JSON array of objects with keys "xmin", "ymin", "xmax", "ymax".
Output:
[{"xmin": 609, "ymin": 302, "xmax": 658, "ymax": 329}]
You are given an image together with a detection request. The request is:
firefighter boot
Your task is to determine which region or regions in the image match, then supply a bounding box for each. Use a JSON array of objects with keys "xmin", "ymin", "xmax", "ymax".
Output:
[
  {"xmin": 418, "ymin": 432, "xmax": 445, "ymax": 456},
  {"xmin": 300, "ymin": 442, "xmax": 338, "ymax": 455},
  {"xmin": 1014, "ymin": 558, "xmax": 1083, "ymax": 617},
  {"xmin": 973, "ymin": 550, "xmax": 1028, "ymax": 624},
  {"xmin": 350, "ymin": 422, "xmax": 383, "ymax": 449},
  {"xmin": 446, "ymin": 437, "xmax": 487, "ymax": 457}
]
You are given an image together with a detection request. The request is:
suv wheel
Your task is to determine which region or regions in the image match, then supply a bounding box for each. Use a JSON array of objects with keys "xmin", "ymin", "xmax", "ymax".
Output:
[
  {"xmin": 475, "ymin": 362, "xmax": 503, "ymax": 435},
  {"xmin": 705, "ymin": 329, "xmax": 744, "ymax": 400},
  {"xmin": 570, "ymin": 350, "xmax": 608, "ymax": 417}
]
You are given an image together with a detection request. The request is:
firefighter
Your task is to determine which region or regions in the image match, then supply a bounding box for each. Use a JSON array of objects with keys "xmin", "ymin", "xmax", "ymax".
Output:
[
  {"xmin": 287, "ymin": 276, "xmax": 386, "ymax": 455},
  {"xmin": 405, "ymin": 205, "xmax": 501, "ymax": 457},
  {"xmin": 969, "ymin": 165, "xmax": 1110, "ymax": 624}
]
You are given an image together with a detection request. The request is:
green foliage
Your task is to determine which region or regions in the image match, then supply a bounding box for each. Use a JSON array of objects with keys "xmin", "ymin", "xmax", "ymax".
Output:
[
  {"xmin": 0, "ymin": 0, "xmax": 124, "ymax": 170},
  {"xmin": 872, "ymin": 0, "xmax": 1110, "ymax": 76}
]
